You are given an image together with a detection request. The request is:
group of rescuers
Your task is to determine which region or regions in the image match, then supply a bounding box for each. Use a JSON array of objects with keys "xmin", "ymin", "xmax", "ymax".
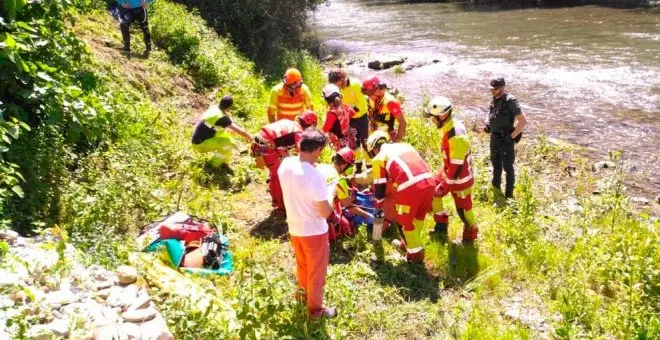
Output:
[{"xmin": 191, "ymin": 67, "xmax": 527, "ymax": 318}]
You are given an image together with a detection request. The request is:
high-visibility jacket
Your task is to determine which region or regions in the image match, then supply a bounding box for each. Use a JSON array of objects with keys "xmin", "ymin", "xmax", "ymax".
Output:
[
  {"xmin": 438, "ymin": 118, "xmax": 474, "ymax": 192},
  {"xmin": 368, "ymin": 92, "xmax": 403, "ymax": 132},
  {"xmin": 257, "ymin": 119, "xmax": 302, "ymax": 149},
  {"xmin": 371, "ymin": 143, "xmax": 433, "ymax": 201},
  {"xmin": 341, "ymin": 77, "xmax": 369, "ymax": 118},
  {"xmin": 267, "ymin": 83, "xmax": 313, "ymax": 121}
]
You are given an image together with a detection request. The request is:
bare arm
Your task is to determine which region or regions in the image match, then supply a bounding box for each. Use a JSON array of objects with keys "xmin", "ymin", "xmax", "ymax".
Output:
[
  {"xmin": 227, "ymin": 124, "xmax": 253, "ymax": 143},
  {"xmin": 395, "ymin": 114, "xmax": 407, "ymax": 142},
  {"xmin": 314, "ymin": 200, "xmax": 333, "ymax": 219},
  {"xmin": 511, "ymin": 113, "xmax": 527, "ymax": 139}
]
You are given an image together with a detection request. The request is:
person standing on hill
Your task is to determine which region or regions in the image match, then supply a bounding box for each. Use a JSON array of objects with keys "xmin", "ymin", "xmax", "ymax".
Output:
[
  {"xmin": 424, "ymin": 96, "xmax": 478, "ymax": 244},
  {"xmin": 328, "ymin": 68, "xmax": 369, "ymax": 171},
  {"xmin": 278, "ymin": 129, "xmax": 337, "ymax": 318},
  {"xmin": 251, "ymin": 111, "xmax": 318, "ymax": 214},
  {"xmin": 484, "ymin": 78, "xmax": 528, "ymax": 199},
  {"xmin": 361, "ymin": 76, "xmax": 407, "ymax": 142},
  {"xmin": 116, "ymin": 0, "xmax": 152, "ymax": 57},
  {"xmin": 267, "ymin": 68, "xmax": 314, "ymax": 123},
  {"xmin": 191, "ymin": 95, "xmax": 252, "ymax": 168}
]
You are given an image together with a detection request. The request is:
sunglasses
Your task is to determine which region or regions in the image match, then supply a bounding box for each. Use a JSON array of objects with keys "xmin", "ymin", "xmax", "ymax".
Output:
[{"xmin": 286, "ymin": 81, "xmax": 303, "ymax": 91}]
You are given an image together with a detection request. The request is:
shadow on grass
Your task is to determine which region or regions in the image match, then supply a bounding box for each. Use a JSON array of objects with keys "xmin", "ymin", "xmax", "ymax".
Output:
[
  {"xmin": 447, "ymin": 242, "xmax": 480, "ymax": 287},
  {"xmin": 249, "ymin": 211, "xmax": 289, "ymax": 241},
  {"xmin": 370, "ymin": 255, "xmax": 441, "ymax": 302},
  {"xmin": 192, "ymin": 162, "xmax": 235, "ymax": 190}
]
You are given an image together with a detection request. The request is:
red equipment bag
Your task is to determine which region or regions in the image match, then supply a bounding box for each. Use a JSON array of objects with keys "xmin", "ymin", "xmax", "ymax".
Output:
[{"xmin": 158, "ymin": 216, "xmax": 216, "ymax": 245}]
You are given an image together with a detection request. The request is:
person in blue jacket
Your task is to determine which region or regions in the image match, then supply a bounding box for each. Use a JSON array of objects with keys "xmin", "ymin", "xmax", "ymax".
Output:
[{"xmin": 116, "ymin": 0, "xmax": 152, "ymax": 57}]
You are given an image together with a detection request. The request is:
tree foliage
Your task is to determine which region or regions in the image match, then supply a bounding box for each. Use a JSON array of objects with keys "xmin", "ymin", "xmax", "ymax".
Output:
[{"xmin": 171, "ymin": 0, "xmax": 326, "ymax": 75}]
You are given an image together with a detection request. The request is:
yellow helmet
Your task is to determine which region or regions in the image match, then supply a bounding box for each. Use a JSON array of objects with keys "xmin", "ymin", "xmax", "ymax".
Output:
[{"xmin": 366, "ymin": 130, "xmax": 389, "ymax": 156}]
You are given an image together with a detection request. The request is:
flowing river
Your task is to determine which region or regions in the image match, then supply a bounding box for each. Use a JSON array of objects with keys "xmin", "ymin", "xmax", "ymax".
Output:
[{"xmin": 312, "ymin": 0, "xmax": 660, "ymax": 196}]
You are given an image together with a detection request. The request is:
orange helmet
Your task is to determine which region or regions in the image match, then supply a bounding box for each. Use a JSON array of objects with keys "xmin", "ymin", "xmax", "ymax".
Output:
[{"xmin": 283, "ymin": 68, "xmax": 303, "ymax": 85}]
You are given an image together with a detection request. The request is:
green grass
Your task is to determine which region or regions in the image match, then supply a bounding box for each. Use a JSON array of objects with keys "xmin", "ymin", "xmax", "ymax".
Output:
[{"xmin": 2, "ymin": 2, "xmax": 657, "ymax": 339}]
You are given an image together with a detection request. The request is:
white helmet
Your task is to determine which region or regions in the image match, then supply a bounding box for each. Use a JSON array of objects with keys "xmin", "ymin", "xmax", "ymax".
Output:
[
  {"xmin": 423, "ymin": 96, "xmax": 453, "ymax": 118},
  {"xmin": 366, "ymin": 130, "xmax": 389, "ymax": 155},
  {"xmin": 322, "ymin": 84, "xmax": 342, "ymax": 102}
]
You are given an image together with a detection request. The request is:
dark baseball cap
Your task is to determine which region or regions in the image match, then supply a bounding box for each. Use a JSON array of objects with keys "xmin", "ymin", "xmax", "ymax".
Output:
[{"xmin": 489, "ymin": 78, "xmax": 506, "ymax": 89}]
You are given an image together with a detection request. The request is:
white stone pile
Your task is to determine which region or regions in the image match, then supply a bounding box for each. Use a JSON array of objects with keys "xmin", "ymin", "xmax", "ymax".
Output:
[{"xmin": 0, "ymin": 229, "xmax": 173, "ymax": 339}]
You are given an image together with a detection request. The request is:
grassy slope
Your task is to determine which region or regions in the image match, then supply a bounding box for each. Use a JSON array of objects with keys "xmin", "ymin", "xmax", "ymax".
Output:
[{"xmin": 73, "ymin": 9, "xmax": 658, "ymax": 340}]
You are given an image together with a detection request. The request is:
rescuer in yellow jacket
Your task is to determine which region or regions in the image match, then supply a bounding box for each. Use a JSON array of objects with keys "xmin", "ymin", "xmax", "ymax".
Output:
[{"xmin": 267, "ymin": 68, "xmax": 314, "ymax": 123}]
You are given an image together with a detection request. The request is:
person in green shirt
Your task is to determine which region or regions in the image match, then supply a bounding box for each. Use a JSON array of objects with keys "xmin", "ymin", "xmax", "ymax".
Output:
[
  {"xmin": 191, "ymin": 95, "xmax": 252, "ymax": 167},
  {"xmin": 328, "ymin": 68, "xmax": 370, "ymax": 172}
]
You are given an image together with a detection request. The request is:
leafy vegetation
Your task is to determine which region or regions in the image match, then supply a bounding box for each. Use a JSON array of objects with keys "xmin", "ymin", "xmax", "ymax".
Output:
[
  {"xmin": 1, "ymin": 0, "xmax": 657, "ymax": 339},
  {"xmin": 170, "ymin": 0, "xmax": 327, "ymax": 76}
]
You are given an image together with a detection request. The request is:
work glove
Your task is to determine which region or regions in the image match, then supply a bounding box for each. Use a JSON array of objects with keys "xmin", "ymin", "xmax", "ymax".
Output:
[{"xmin": 435, "ymin": 181, "xmax": 448, "ymax": 197}]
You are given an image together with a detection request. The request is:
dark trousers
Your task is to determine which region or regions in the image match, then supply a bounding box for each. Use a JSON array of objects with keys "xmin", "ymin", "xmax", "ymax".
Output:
[
  {"xmin": 119, "ymin": 7, "xmax": 151, "ymax": 51},
  {"xmin": 350, "ymin": 115, "xmax": 369, "ymax": 148},
  {"xmin": 490, "ymin": 134, "xmax": 516, "ymax": 198}
]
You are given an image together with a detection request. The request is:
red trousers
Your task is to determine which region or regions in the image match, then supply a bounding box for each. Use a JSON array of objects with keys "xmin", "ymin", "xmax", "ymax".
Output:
[
  {"xmin": 393, "ymin": 179, "xmax": 435, "ymax": 231},
  {"xmin": 264, "ymin": 149, "xmax": 285, "ymax": 210},
  {"xmin": 290, "ymin": 233, "xmax": 329, "ymax": 314}
]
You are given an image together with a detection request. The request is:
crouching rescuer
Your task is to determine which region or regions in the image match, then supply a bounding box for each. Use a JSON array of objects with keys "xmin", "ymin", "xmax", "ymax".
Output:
[
  {"xmin": 191, "ymin": 95, "xmax": 252, "ymax": 167},
  {"xmin": 366, "ymin": 131, "xmax": 436, "ymax": 262},
  {"xmin": 424, "ymin": 96, "xmax": 478, "ymax": 244}
]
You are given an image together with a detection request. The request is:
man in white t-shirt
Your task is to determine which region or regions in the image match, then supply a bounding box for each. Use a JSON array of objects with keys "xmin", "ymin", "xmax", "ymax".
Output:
[{"xmin": 278, "ymin": 128, "xmax": 337, "ymax": 318}]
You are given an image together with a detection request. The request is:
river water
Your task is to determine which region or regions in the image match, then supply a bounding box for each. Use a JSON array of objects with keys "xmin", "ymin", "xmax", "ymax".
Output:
[{"xmin": 312, "ymin": 0, "xmax": 660, "ymax": 196}]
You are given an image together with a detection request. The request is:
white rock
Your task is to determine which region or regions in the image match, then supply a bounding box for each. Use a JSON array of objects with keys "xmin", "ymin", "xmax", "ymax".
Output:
[
  {"xmin": 122, "ymin": 307, "xmax": 157, "ymax": 322},
  {"xmin": 120, "ymin": 322, "xmax": 143, "ymax": 339},
  {"xmin": 107, "ymin": 285, "xmax": 137, "ymax": 309},
  {"xmin": 48, "ymin": 319, "xmax": 70, "ymax": 337},
  {"xmin": 26, "ymin": 324, "xmax": 55, "ymax": 340},
  {"xmin": 139, "ymin": 314, "xmax": 174, "ymax": 340},
  {"xmin": 0, "ymin": 272, "xmax": 23, "ymax": 288},
  {"xmin": 46, "ymin": 289, "xmax": 78, "ymax": 307},
  {"xmin": 93, "ymin": 323, "xmax": 121, "ymax": 340},
  {"xmin": 0, "ymin": 229, "xmax": 18, "ymax": 241},
  {"xmin": 116, "ymin": 265, "xmax": 138, "ymax": 285},
  {"xmin": 95, "ymin": 281, "xmax": 114, "ymax": 291},
  {"xmin": 127, "ymin": 294, "xmax": 151, "ymax": 311}
]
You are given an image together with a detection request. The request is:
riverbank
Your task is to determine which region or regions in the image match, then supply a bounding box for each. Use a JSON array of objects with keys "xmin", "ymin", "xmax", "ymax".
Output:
[{"xmin": 1, "ymin": 2, "xmax": 658, "ymax": 339}]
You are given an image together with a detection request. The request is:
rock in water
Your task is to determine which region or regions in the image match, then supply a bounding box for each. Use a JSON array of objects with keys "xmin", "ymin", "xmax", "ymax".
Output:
[
  {"xmin": 367, "ymin": 56, "xmax": 406, "ymax": 70},
  {"xmin": 655, "ymin": 195, "xmax": 660, "ymax": 204},
  {"xmin": 116, "ymin": 265, "xmax": 138, "ymax": 285},
  {"xmin": 631, "ymin": 196, "xmax": 650, "ymax": 205},
  {"xmin": 591, "ymin": 160, "xmax": 616, "ymax": 172}
]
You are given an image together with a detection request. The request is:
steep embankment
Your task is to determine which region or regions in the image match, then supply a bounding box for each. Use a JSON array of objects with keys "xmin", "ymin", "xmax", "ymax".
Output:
[{"xmin": 1, "ymin": 2, "xmax": 658, "ymax": 339}]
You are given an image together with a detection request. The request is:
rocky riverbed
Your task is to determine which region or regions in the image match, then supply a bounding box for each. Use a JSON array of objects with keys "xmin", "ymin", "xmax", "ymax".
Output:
[{"xmin": 0, "ymin": 229, "xmax": 173, "ymax": 339}]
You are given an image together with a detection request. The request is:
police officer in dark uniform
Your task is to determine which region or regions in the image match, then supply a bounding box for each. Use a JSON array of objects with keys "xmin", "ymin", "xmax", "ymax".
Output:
[{"xmin": 484, "ymin": 78, "xmax": 527, "ymax": 199}]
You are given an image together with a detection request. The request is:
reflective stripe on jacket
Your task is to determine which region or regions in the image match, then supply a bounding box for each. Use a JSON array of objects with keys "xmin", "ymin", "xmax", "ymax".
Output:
[
  {"xmin": 439, "ymin": 118, "xmax": 474, "ymax": 191},
  {"xmin": 372, "ymin": 143, "xmax": 433, "ymax": 200},
  {"xmin": 268, "ymin": 83, "xmax": 313, "ymax": 120}
]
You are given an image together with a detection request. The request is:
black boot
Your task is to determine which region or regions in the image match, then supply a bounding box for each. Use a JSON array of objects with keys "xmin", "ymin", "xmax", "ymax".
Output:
[{"xmin": 430, "ymin": 222, "xmax": 448, "ymax": 243}]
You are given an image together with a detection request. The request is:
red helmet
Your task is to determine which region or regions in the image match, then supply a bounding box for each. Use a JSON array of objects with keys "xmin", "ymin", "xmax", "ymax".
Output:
[
  {"xmin": 335, "ymin": 147, "xmax": 356, "ymax": 165},
  {"xmin": 284, "ymin": 68, "xmax": 303, "ymax": 85},
  {"xmin": 297, "ymin": 110, "xmax": 317, "ymax": 128},
  {"xmin": 361, "ymin": 75, "xmax": 385, "ymax": 92}
]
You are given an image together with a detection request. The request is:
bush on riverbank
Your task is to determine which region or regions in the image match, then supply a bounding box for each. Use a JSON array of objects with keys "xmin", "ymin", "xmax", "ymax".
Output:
[{"xmin": 169, "ymin": 0, "xmax": 326, "ymax": 78}]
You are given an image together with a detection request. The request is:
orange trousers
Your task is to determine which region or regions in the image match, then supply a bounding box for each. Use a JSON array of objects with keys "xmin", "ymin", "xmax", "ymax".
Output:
[{"xmin": 290, "ymin": 232, "xmax": 329, "ymax": 314}]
